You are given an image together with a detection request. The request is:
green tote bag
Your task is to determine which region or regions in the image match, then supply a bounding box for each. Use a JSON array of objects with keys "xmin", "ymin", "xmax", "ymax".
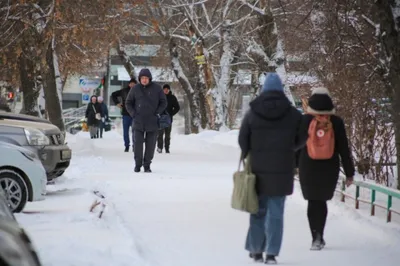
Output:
[{"xmin": 231, "ymin": 154, "xmax": 259, "ymax": 214}]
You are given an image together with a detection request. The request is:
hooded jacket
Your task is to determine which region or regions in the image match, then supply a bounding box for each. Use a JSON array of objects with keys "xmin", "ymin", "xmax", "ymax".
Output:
[
  {"xmin": 163, "ymin": 86, "xmax": 180, "ymax": 122},
  {"xmin": 125, "ymin": 69, "xmax": 167, "ymax": 131},
  {"xmin": 238, "ymin": 90, "xmax": 303, "ymax": 196}
]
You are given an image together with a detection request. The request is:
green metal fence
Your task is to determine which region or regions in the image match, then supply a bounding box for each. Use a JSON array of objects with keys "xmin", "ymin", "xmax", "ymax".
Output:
[{"xmin": 339, "ymin": 179, "xmax": 400, "ymax": 222}]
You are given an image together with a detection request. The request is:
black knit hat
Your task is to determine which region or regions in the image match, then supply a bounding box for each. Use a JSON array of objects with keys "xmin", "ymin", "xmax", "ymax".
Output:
[
  {"xmin": 129, "ymin": 78, "xmax": 137, "ymax": 84},
  {"xmin": 163, "ymin": 84, "xmax": 171, "ymax": 90},
  {"xmin": 307, "ymin": 87, "xmax": 335, "ymax": 115}
]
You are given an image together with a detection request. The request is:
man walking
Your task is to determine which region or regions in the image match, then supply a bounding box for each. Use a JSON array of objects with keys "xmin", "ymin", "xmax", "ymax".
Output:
[
  {"xmin": 238, "ymin": 73, "xmax": 304, "ymax": 264},
  {"xmin": 125, "ymin": 68, "xmax": 167, "ymax": 173},
  {"xmin": 157, "ymin": 84, "xmax": 180, "ymax": 154},
  {"xmin": 111, "ymin": 78, "xmax": 137, "ymax": 152}
]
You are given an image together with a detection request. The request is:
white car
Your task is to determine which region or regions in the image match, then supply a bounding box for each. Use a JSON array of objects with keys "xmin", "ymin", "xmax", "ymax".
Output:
[{"xmin": 0, "ymin": 141, "xmax": 46, "ymax": 212}]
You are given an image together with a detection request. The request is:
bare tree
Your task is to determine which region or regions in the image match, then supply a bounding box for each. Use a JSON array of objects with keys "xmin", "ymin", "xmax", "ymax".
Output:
[{"xmin": 0, "ymin": 0, "xmax": 130, "ymax": 131}]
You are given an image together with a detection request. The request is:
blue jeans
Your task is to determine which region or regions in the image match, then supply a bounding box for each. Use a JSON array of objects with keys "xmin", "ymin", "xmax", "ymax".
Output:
[
  {"xmin": 245, "ymin": 195, "xmax": 286, "ymax": 256},
  {"xmin": 122, "ymin": 115, "xmax": 134, "ymax": 148}
]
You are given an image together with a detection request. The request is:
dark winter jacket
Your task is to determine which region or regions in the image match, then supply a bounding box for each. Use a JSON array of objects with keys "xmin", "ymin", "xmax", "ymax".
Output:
[
  {"xmin": 111, "ymin": 86, "xmax": 132, "ymax": 116},
  {"xmin": 165, "ymin": 90, "xmax": 180, "ymax": 122},
  {"xmin": 298, "ymin": 114, "xmax": 355, "ymax": 201},
  {"xmin": 125, "ymin": 69, "xmax": 167, "ymax": 132},
  {"xmin": 238, "ymin": 91, "xmax": 304, "ymax": 196},
  {"xmin": 99, "ymin": 102, "xmax": 109, "ymax": 119},
  {"xmin": 85, "ymin": 98, "xmax": 103, "ymax": 126}
]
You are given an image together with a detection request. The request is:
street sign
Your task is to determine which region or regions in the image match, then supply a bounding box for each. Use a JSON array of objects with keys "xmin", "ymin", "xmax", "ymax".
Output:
[{"xmin": 82, "ymin": 93, "xmax": 90, "ymax": 104}]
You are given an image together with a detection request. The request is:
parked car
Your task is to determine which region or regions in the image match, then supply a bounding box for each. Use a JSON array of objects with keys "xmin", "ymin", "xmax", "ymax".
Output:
[
  {"xmin": 0, "ymin": 118, "xmax": 72, "ymax": 181},
  {"xmin": 0, "ymin": 189, "xmax": 42, "ymax": 265},
  {"xmin": 0, "ymin": 111, "xmax": 51, "ymax": 124},
  {"xmin": 0, "ymin": 141, "xmax": 46, "ymax": 213}
]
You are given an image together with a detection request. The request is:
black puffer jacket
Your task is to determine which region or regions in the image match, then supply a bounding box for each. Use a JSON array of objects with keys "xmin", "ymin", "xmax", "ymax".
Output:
[
  {"xmin": 165, "ymin": 90, "xmax": 180, "ymax": 122},
  {"xmin": 238, "ymin": 91, "xmax": 304, "ymax": 196},
  {"xmin": 111, "ymin": 86, "xmax": 132, "ymax": 116},
  {"xmin": 125, "ymin": 69, "xmax": 167, "ymax": 132}
]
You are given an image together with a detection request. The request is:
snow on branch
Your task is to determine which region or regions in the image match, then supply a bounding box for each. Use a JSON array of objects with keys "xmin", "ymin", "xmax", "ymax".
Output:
[
  {"xmin": 171, "ymin": 34, "xmax": 191, "ymax": 42},
  {"xmin": 362, "ymin": 14, "xmax": 380, "ymax": 37},
  {"xmin": 168, "ymin": 0, "xmax": 207, "ymax": 8},
  {"xmin": 237, "ymin": 0, "xmax": 265, "ymax": 15}
]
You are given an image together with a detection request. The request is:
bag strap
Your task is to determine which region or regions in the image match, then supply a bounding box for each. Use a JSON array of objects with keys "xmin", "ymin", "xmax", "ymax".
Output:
[
  {"xmin": 238, "ymin": 153, "xmax": 251, "ymax": 174},
  {"xmin": 92, "ymin": 104, "xmax": 97, "ymax": 114}
]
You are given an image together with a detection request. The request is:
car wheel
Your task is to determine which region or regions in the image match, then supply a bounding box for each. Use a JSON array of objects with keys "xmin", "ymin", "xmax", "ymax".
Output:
[{"xmin": 0, "ymin": 169, "xmax": 28, "ymax": 213}]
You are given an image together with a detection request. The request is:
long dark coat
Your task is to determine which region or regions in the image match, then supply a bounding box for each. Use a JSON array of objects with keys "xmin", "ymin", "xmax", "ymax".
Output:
[
  {"xmin": 298, "ymin": 114, "xmax": 355, "ymax": 201},
  {"xmin": 85, "ymin": 100, "xmax": 103, "ymax": 126}
]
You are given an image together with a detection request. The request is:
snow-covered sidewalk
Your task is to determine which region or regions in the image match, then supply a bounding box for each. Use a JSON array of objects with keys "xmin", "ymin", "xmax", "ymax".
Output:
[{"xmin": 15, "ymin": 129, "xmax": 400, "ymax": 266}]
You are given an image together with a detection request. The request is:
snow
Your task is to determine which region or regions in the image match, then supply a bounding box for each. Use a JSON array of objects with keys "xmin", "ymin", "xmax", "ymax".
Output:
[
  {"xmin": 233, "ymin": 69, "xmax": 252, "ymax": 85},
  {"xmin": 14, "ymin": 119, "xmax": 400, "ymax": 266}
]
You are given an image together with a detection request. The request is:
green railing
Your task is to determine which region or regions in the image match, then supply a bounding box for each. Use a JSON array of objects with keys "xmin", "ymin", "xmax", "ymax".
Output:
[{"xmin": 339, "ymin": 179, "xmax": 400, "ymax": 222}]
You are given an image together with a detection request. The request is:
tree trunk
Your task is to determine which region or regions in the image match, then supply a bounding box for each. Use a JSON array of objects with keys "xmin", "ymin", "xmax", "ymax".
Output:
[
  {"xmin": 169, "ymin": 41, "xmax": 200, "ymax": 133},
  {"xmin": 117, "ymin": 41, "xmax": 136, "ymax": 79},
  {"xmin": 18, "ymin": 54, "xmax": 40, "ymax": 116},
  {"xmin": 375, "ymin": 0, "xmax": 400, "ymax": 189},
  {"xmin": 196, "ymin": 85, "xmax": 209, "ymax": 129},
  {"xmin": 42, "ymin": 42, "xmax": 65, "ymax": 131}
]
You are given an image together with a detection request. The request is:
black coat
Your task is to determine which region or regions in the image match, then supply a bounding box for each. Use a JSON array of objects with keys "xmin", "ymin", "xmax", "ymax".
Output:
[
  {"xmin": 111, "ymin": 87, "xmax": 131, "ymax": 116},
  {"xmin": 125, "ymin": 82, "xmax": 167, "ymax": 132},
  {"xmin": 238, "ymin": 91, "xmax": 304, "ymax": 196},
  {"xmin": 85, "ymin": 102, "xmax": 103, "ymax": 126},
  {"xmin": 165, "ymin": 92, "xmax": 180, "ymax": 122},
  {"xmin": 298, "ymin": 114, "xmax": 355, "ymax": 201}
]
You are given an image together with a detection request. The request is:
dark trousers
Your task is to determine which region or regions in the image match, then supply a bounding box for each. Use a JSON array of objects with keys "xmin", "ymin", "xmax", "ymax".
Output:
[
  {"xmin": 157, "ymin": 125, "xmax": 172, "ymax": 150},
  {"xmin": 97, "ymin": 121, "xmax": 105, "ymax": 138},
  {"xmin": 122, "ymin": 115, "xmax": 134, "ymax": 148},
  {"xmin": 134, "ymin": 130, "xmax": 157, "ymax": 167},
  {"xmin": 307, "ymin": 200, "xmax": 328, "ymax": 239}
]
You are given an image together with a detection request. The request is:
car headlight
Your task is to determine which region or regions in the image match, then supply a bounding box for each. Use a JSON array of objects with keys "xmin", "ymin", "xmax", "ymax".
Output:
[
  {"xmin": 19, "ymin": 150, "xmax": 37, "ymax": 161},
  {"xmin": 0, "ymin": 231, "xmax": 35, "ymax": 266},
  {"xmin": 24, "ymin": 128, "xmax": 50, "ymax": 146}
]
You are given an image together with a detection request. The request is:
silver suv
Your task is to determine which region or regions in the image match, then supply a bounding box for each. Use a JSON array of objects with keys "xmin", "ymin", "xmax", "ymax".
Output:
[{"xmin": 0, "ymin": 118, "xmax": 71, "ymax": 181}]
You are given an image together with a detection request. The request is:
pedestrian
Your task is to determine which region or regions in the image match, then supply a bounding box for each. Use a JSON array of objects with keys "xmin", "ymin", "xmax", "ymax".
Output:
[
  {"xmin": 157, "ymin": 84, "xmax": 180, "ymax": 154},
  {"xmin": 85, "ymin": 95, "xmax": 103, "ymax": 139},
  {"xmin": 96, "ymin": 96, "xmax": 109, "ymax": 138},
  {"xmin": 238, "ymin": 73, "xmax": 304, "ymax": 264},
  {"xmin": 111, "ymin": 78, "xmax": 137, "ymax": 152},
  {"xmin": 298, "ymin": 87, "xmax": 354, "ymax": 250},
  {"xmin": 125, "ymin": 68, "xmax": 167, "ymax": 173}
]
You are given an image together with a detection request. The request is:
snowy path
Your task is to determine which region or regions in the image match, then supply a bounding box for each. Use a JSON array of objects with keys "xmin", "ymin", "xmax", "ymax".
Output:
[{"xmin": 16, "ymin": 129, "xmax": 400, "ymax": 266}]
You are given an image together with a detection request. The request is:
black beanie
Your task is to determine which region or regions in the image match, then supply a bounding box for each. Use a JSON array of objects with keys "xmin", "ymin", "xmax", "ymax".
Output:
[
  {"xmin": 307, "ymin": 87, "xmax": 335, "ymax": 115},
  {"xmin": 129, "ymin": 78, "xmax": 137, "ymax": 84},
  {"xmin": 163, "ymin": 84, "xmax": 171, "ymax": 90}
]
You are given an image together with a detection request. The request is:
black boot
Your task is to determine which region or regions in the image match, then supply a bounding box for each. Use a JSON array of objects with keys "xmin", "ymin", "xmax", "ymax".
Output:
[
  {"xmin": 165, "ymin": 148, "xmax": 170, "ymax": 153},
  {"xmin": 144, "ymin": 166, "xmax": 152, "ymax": 173},
  {"xmin": 249, "ymin": 253, "xmax": 263, "ymax": 263},
  {"xmin": 310, "ymin": 231, "xmax": 323, "ymax": 251},
  {"xmin": 265, "ymin": 255, "xmax": 277, "ymax": 264},
  {"xmin": 124, "ymin": 147, "xmax": 129, "ymax": 152},
  {"xmin": 134, "ymin": 166, "xmax": 141, "ymax": 172}
]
